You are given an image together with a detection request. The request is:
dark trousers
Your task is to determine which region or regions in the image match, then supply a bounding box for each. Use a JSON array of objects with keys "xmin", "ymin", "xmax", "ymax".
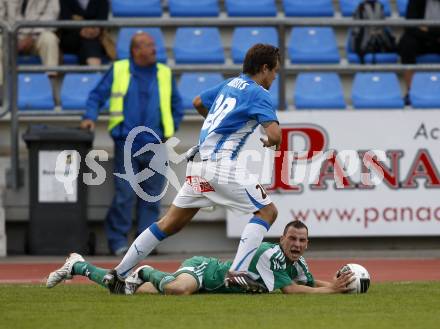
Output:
[
  {"xmin": 398, "ymin": 32, "xmax": 440, "ymax": 63},
  {"xmin": 105, "ymin": 140, "xmax": 167, "ymax": 253},
  {"xmin": 59, "ymin": 30, "xmax": 105, "ymax": 65}
]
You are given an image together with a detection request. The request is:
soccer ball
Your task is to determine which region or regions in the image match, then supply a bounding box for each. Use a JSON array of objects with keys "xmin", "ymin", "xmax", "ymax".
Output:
[{"xmin": 337, "ymin": 263, "xmax": 371, "ymax": 294}]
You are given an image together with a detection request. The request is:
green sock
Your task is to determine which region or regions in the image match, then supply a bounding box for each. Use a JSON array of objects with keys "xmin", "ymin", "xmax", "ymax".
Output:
[
  {"xmin": 139, "ymin": 267, "xmax": 176, "ymax": 293},
  {"xmin": 72, "ymin": 261, "xmax": 108, "ymax": 288}
]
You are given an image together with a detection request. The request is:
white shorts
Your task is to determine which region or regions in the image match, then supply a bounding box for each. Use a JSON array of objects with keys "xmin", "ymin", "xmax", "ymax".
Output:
[{"xmin": 172, "ymin": 159, "xmax": 272, "ymax": 214}]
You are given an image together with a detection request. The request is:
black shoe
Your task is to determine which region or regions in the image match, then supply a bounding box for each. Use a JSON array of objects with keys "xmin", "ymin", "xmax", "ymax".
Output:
[
  {"xmin": 224, "ymin": 271, "xmax": 268, "ymax": 293},
  {"xmin": 404, "ymin": 93, "xmax": 411, "ymax": 106},
  {"xmin": 102, "ymin": 269, "xmax": 126, "ymax": 294}
]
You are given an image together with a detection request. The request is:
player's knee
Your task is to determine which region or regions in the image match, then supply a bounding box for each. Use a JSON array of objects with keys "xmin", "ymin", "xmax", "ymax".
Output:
[
  {"xmin": 256, "ymin": 203, "xmax": 277, "ymax": 225},
  {"xmin": 164, "ymin": 286, "xmax": 192, "ymax": 295},
  {"xmin": 268, "ymin": 205, "xmax": 278, "ymax": 224},
  {"xmin": 179, "ymin": 288, "xmax": 193, "ymax": 296},
  {"xmin": 265, "ymin": 203, "xmax": 278, "ymax": 224},
  {"xmin": 271, "ymin": 205, "xmax": 278, "ymax": 222}
]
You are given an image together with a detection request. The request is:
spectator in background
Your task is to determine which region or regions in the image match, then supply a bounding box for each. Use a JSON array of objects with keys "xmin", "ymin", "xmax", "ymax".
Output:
[
  {"xmin": 397, "ymin": 0, "xmax": 440, "ymax": 102},
  {"xmin": 0, "ymin": 0, "xmax": 60, "ymax": 81},
  {"xmin": 59, "ymin": 0, "xmax": 115, "ymax": 65},
  {"xmin": 80, "ymin": 32, "xmax": 184, "ymax": 256}
]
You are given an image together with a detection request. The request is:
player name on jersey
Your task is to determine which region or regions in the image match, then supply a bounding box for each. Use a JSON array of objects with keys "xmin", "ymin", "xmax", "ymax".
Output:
[{"xmin": 227, "ymin": 78, "xmax": 250, "ymax": 90}]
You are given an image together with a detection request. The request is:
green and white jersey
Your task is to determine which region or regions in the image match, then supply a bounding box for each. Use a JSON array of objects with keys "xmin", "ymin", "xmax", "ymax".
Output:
[
  {"xmin": 175, "ymin": 242, "xmax": 314, "ymax": 293},
  {"xmin": 247, "ymin": 242, "xmax": 315, "ymax": 292}
]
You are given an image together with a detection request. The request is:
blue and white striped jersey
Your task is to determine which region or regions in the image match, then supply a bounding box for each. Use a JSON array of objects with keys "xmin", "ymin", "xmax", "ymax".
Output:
[{"xmin": 198, "ymin": 74, "xmax": 278, "ymax": 160}]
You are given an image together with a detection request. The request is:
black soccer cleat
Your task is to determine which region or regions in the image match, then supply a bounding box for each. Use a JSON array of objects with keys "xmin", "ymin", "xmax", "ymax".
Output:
[
  {"xmin": 102, "ymin": 269, "xmax": 126, "ymax": 295},
  {"xmin": 224, "ymin": 271, "xmax": 268, "ymax": 294}
]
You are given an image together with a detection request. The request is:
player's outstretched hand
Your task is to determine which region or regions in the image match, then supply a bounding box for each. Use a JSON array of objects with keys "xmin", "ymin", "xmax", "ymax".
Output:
[
  {"xmin": 260, "ymin": 137, "xmax": 280, "ymax": 151},
  {"xmin": 332, "ymin": 270, "xmax": 355, "ymax": 293},
  {"xmin": 80, "ymin": 119, "xmax": 96, "ymax": 131}
]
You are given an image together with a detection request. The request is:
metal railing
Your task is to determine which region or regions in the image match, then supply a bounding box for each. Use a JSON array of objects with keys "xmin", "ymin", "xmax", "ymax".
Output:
[
  {"xmin": 0, "ymin": 21, "xmax": 10, "ymax": 118},
  {"xmin": 6, "ymin": 18, "xmax": 440, "ymax": 189}
]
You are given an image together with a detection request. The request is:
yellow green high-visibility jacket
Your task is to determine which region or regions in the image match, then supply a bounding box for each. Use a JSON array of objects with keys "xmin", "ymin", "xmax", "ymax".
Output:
[{"xmin": 108, "ymin": 59, "xmax": 176, "ymax": 138}]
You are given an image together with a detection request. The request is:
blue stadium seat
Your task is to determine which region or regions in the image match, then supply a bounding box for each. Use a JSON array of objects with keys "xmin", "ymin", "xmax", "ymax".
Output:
[
  {"xmin": 63, "ymin": 54, "xmax": 79, "ymax": 64},
  {"xmin": 345, "ymin": 30, "xmax": 398, "ymax": 64},
  {"xmin": 116, "ymin": 27, "xmax": 167, "ymax": 63},
  {"xmin": 294, "ymin": 73, "xmax": 346, "ymax": 109},
  {"xmin": 288, "ymin": 27, "xmax": 340, "ymax": 64},
  {"xmin": 169, "ymin": 0, "xmax": 219, "ymax": 17},
  {"xmin": 283, "ymin": 0, "xmax": 334, "ymax": 17},
  {"xmin": 18, "ymin": 54, "xmax": 80, "ymax": 65},
  {"xmin": 352, "ymin": 73, "xmax": 404, "ymax": 109},
  {"xmin": 397, "ymin": 0, "xmax": 408, "ymax": 17},
  {"xmin": 231, "ymin": 27, "xmax": 278, "ymax": 64},
  {"xmin": 225, "ymin": 0, "xmax": 276, "ymax": 17},
  {"xmin": 18, "ymin": 54, "xmax": 87, "ymax": 65},
  {"xmin": 61, "ymin": 73, "xmax": 102, "ymax": 110},
  {"xmin": 409, "ymin": 73, "xmax": 440, "ymax": 109},
  {"xmin": 174, "ymin": 27, "xmax": 224, "ymax": 64},
  {"xmin": 268, "ymin": 79, "xmax": 281, "ymax": 109},
  {"xmin": 112, "ymin": 0, "xmax": 162, "ymax": 17},
  {"xmin": 18, "ymin": 73, "xmax": 54, "ymax": 110},
  {"xmin": 340, "ymin": 0, "xmax": 391, "ymax": 17},
  {"xmin": 18, "ymin": 55, "xmax": 41, "ymax": 65},
  {"xmin": 178, "ymin": 73, "xmax": 223, "ymax": 109},
  {"xmin": 416, "ymin": 54, "xmax": 440, "ymax": 64}
]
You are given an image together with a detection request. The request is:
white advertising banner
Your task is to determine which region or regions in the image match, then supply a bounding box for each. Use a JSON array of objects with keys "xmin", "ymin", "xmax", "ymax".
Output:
[{"xmin": 227, "ymin": 111, "xmax": 440, "ymax": 237}]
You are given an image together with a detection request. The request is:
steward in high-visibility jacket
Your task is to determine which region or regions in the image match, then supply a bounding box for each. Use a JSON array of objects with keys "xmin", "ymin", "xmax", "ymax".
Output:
[{"xmin": 83, "ymin": 58, "xmax": 184, "ymax": 151}]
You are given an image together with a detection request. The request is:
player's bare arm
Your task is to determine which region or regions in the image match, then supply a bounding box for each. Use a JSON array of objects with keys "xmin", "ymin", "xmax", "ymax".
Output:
[
  {"xmin": 281, "ymin": 271, "xmax": 354, "ymax": 294},
  {"xmin": 192, "ymin": 95, "xmax": 209, "ymax": 118},
  {"xmin": 260, "ymin": 121, "xmax": 281, "ymax": 150},
  {"xmin": 314, "ymin": 279, "xmax": 333, "ymax": 287}
]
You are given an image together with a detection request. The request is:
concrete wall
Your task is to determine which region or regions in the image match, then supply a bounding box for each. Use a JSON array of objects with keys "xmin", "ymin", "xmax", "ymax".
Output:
[{"xmin": 0, "ymin": 188, "xmax": 6, "ymax": 257}]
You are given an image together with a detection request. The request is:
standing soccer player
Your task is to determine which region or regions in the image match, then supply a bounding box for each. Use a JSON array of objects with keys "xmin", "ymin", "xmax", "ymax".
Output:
[{"xmin": 104, "ymin": 44, "xmax": 281, "ymax": 293}]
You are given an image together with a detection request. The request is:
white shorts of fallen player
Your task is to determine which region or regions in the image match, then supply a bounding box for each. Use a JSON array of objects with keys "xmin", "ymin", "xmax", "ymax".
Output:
[{"xmin": 173, "ymin": 159, "xmax": 272, "ymax": 213}]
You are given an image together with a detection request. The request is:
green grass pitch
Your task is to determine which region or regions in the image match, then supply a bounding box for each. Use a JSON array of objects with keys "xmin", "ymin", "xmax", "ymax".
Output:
[{"xmin": 1, "ymin": 282, "xmax": 439, "ymax": 329}]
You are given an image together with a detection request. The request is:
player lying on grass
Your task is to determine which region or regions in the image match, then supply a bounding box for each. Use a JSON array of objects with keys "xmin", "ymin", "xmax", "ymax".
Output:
[{"xmin": 46, "ymin": 220, "xmax": 354, "ymax": 294}]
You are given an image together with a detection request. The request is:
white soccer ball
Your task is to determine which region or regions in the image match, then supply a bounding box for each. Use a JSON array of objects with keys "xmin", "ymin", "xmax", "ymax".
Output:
[{"xmin": 337, "ymin": 263, "xmax": 371, "ymax": 294}]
